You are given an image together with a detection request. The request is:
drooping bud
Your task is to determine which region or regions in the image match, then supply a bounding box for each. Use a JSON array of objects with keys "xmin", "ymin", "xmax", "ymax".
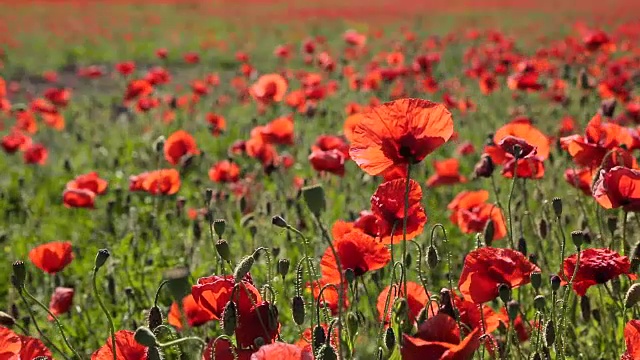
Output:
[
  {"xmin": 498, "ymin": 283, "xmax": 511, "ymax": 303},
  {"xmin": 384, "ymin": 327, "xmax": 396, "ymax": 350},
  {"xmin": 313, "ymin": 325, "xmax": 326, "ymax": 349},
  {"xmin": 631, "ymin": 241, "xmax": 640, "ymax": 273},
  {"xmin": 426, "ymin": 245, "xmax": 439, "ymax": 269},
  {"xmin": 205, "ymin": 188, "xmax": 214, "ymax": 205},
  {"xmin": 213, "ymin": 219, "xmax": 226, "ymax": 238},
  {"xmin": 302, "ymin": 185, "xmax": 326, "ymax": 216},
  {"xmin": 271, "ymin": 215, "xmax": 288, "ymax": 228},
  {"xmin": 215, "ymin": 239, "xmax": 232, "ymax": 262},
  {"xmin": 552, "ymin": 197, "xmax": 562, "ymax": 217},
  {"xmin": 147, "ymin": 306, "xmax": 163, "ymax": 330},
  {"xmin": 11, "ymin": 261, "xmax": 26, "ymax": 289},
  {"xmin": 134, "ymin": 327, "xmax": 159, "ymax": 347},
  {"xmin": 222, "ymin": 301, "xmax": 237, "ymax": 335},
  {"xmin": 192, "ymin": 220, "xmax": 202, "ymax": 241},
  {"xmin": 507, "ymin": 300, "xmax": 520, "ymax": 321},
  {"xmin": 550, "ymin": 275, "xmax": 561, "ymax": 292},
  {"xmin": 95, "ymin": 249, "xmax": 110, "ymax": 270},
  {"xmin": 234, "ymin": 256, "xmax": 254, "ymax": 283},
  {"xmin": 277, "ymin": 259, "xmax": 290, "ymax": 279},
  {"xmin": 416, "ymin": 307, "xmax": 428, "ymax": 326},
  {"xmin": 292, "ymin": 296, "xmax": 305, "ymax": 325},
  {"xmin": 439, "ymin": 288, "xmax": 455, "ymax": 318},
  {"xmin": 484, "ymin": 220, "xmax": 495, "ymax": 246},
  {"xmin": 625, "ymin": 283, "xmax": 640, "ymax": 308},
  {"xmin": 571, "ymin": 230, "xmax": 584, "ymax": 248},
  {"xmin": 530, "ymin": 272, "xmax": 542, "ymax": 291},
  {"xmin": 316, "ymin": 344, "xmax": 338, "ymax": 360},
  {"xmin": 393, "ymin": 298, "xmax": 409, "ymax": 321}
]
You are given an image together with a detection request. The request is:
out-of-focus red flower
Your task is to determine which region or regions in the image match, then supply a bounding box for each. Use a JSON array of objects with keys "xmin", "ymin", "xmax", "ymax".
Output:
[
  {"xmin": 312, "ymin": 135, "xmax": 350, "ymax": 159},
  {"xmin": 459, "ymin": 247, "xmax": 539, "ymax": 303},
  {"xmin": 44, "ymin": 87, "xmax": 71, "ymax": 107},
  {"xmin": 583, "ymin": 30, "xmax": 614, "ymax": 52},
  {"xmin": 308, "ymin": 279, "xmax": 348, "ymax": 316},
  {"xmin": 251, "ymin": 342, "xmax": 312, "ymax": 360},
  {"xmin": 183, "ymin": 52, "xmax": 200, "ymax": 64},
  {"xmin": 320, "ymin": 230, "xmax": 390, "ymax": 285},
  {"xmin": 140, "ymin": 169, "xmax": 181, "ymax": 195},
  {"xmin": 91, "ymin": 330, "xmax": 147, "ymax": 360},
  {"xmin": 251, "ymin": 74, "xmax": 287, "ymax": 105},
  {"xmin": 164, "ymin": 130, "xmax": 200, "ymax": 165},
  {"xmin": 401, "ymin": 313, "xmax": 480, "ymax": 360},
  {"xmin": 115, "ymin": 61, "xmax": 135, "ymax": 76},
  {"xmin": 309, "ymin": 149, "xmax": 346, "ymax": 176},
  {"xmin": 260, "ymin": 116, "xmax": 294, "ymax": 145},
  {"xmin": 206, "ymin": 112, "xmax": 226, "ymax": 136},
  {"xmin": 453, "ymin": 292, "xmax": 502, "ymax": 334},
  {"xmin": 63, "ymin": 188, "xmax": 96, "ymax": 209},
  {"xmin": 343, "ymin": 29, "xmax": 366, "ymax": 47},
  {"xmin": 168, "ymin": 294, "xmax": 215, "ymax": 329},
  {"xmin": 448, "ymin": 190, "xmax": 507, "ymax": 241},
  {"xmin": 623, "ymin": 320, "xmax": 640, "ymax": 360},
  {"xmin": 456, "ymin": 141, "xmax": 475, "ymax": 156},
  {"xmin": 426, "ymin": 158, "xmax": 467, "ymax": 187},
  {"xmin": 371, "ymin": 178, "xmax": 427, "ymax": 243},
  {"xmin": 124, "ymin": 79, "xmax": 153, "ymax": 103},
  {"xmin": 156, "ymin": 48, "xmax": 168, "ymax": 59},
  {"xmin": 349, "ymin": 98, "xmax": 454, "ymax": 176},
  {"xmin": 209, "ymin": 160, "xmax": 240, "ymax": 183},
  {"xmin": 2, "ymin": 131, "xmax": 31, "ymax": 153},
  {"xmin": 48, "ymin": 287, "xmax": 74, "ymax": 320},
  {"xmin": 564, "ymin": 168, "xmax": 595, "ymax": 195},
  {"xmin": 66, "ymin": 172, "xmax": 108, "ymax": 195},
  {"xmin": 29, "ymin": 241, "xmax": 74, "ymax": 274},
  {"xmin": 561, "ymin": 248, "xmax": 635, "ymax": 296},
  {"xmin": 23, "ymin": 143, "xmax": 48, "ymax": 165}
]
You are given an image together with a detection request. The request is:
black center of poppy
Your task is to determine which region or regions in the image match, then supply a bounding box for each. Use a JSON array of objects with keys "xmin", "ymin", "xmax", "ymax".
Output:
[{"xmin": 399, "ymin": 145, "xmax": 413, "ymax": 159}]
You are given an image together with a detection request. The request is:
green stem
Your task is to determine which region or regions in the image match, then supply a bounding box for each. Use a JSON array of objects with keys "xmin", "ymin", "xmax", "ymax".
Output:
[
  {"xmin": 159, "ymin": 336, "xmax": 207, "ymax": 348},
  {"xmin": 401, "ymin": 163, "xmax": 412, "ymax": 298},
  {"xmin": 622, "ymin": 211, "xmax": 628, "ymax": 256},
  {"xmin": 506, "ymin": 161, "xmax": 518, "ymax": 249},
  {"xmin": 93, "ymin": 267, "xmax": 117, "ymax": 360},
  {"xmin": 17, "ymin": 290, "xmax": 70, "ymax": 360}
]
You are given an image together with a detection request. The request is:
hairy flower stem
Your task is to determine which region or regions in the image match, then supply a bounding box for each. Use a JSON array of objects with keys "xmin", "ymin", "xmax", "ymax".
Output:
[
  {"xmin": 506, "ymin": 161, "xmax": 518, "ymax": 249},
  {"xmin": 559, "ymin": 247, "xmax": 581, "ymax": 360},
  {"xmin": 401, "ymin": 163, "xmax": 412, "ymax": 299},
  {"xmin": 622, "ymin": 211, "xmax": 628, "ymax": 256},
  {"xmin": 18, "ymin": 290, "xmax": 70, "ymax": 360},
  {"xmin": 93, "ymin": 267, "xmax": 117, "ymax": 360}
]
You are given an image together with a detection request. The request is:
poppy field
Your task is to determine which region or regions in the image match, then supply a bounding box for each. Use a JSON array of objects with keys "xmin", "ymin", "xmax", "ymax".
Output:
[{"xmin": 2, "ymin": 0, "xmax": 640, "ymax": 359}]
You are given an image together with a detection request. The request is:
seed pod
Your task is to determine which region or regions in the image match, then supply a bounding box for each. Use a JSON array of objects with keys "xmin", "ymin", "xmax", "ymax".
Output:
[
  {"xmin": 426, "ymin": 245, "xmax": 439, "ymax": 269},
  {"xmin": 534, "ymin": 295, "xmax": 546, "ymax": 311},
  {"xmin": 11, "ymin": 261, "xmax": 26, "ymax": 289},
  {"xmin": 215, "ymin": 239, "xmax": 232, "ymax": 262},
  {"xmin": 134, "ymin": 326, "xmax": 159, "ymax": 347},
  {"xmin": 292, "ymin": 296, "xmax": 305, "ymax": 325},
  {"xmin": 580, "ymin": 295, "xmax": 591, "ymax": 322},
  {"xmin": 271, "ymin": 215, "xmax": 288, "ymax": 228},
  {"xmin": 484, "ymin": 220, "xmax": 495, "ymax": 246},
  {"xmin": 550, "ymin": 275, "xmax": 561, "ymax": 292},
  {"xmin": 0, "ymin": 311, "xmax": 16, "ymax": 327},
  {"xmin": 313, "ymin": 325, "xmax": 326, "ymax": 349},
  {"xmin": 302, "ymin": 185, "xmax": 326, "ymax": 216},
  {"xmin": 507, "ymin": 300, "xmax": 519, "ymax": 321},
  {"xmin": 544, "ymin": 320, "xmax": 555, "ymax": 347},
  {"xmin": 384, "ymin": 327, "xmax": 396, "ymax": 350},
  {"xmin": 222, "ymin": 301, "xmax": 237, "ymax": 336},
  {"xmin": 552, "ymin": 198, "xmax": 562, "ymax": 217},
  {"xmin": 316, "ymin": 344, "xmax": 338, "ymax": 360},
  {"xmin": 234, "ymin": 256, "xmax": 255, "ymax": 283},
  {"xmin": 439, "ymin": 288, "xmax": 455, "ymax": 318},
  {"xmin": 571, "ymin": 230, "xmax": 584, "ymax": 248},
  {"xmin": 625, "ymin": 283, "xmax": 640, "ymax": 308},
  {"xmin": 278, "ymin": 259, "xmax": 290, "ymax": 279},
  {"xmin": 498, "ymin": 283, "xmax": 511, "ymax": 303},
  {"xmin": 95, "ymin": 249, "xmax": 111, "ymax": 270},
  {"xmin": 147, "ymin": 306, "xmax": 163, "ymax": 330},
  {"xmin": 213, "ymin": 219, "xmax": 226, "ymax": 237},
  {"xmin": 530, "ymin": 272, "xmax": 542, "ymax": 290}
]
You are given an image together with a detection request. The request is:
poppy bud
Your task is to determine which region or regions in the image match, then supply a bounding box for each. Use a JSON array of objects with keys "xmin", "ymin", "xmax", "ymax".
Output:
[
  {"xmin": 95, "ymin": 249, "xmax": 110, "ymax": 270},
  {"xmin": 268, "ymin": 303, "xmax": 279, "ymax": 331},
  {"xmin": 498, "ymin": 283, "xmax": 511, "ymax": 303},
  {"xmin": 313, "ymin": 325, "xmax": 326, "ymax": 349},
  {"xmin": 215, "ymin": 239, "xmax": 232, "ymax": 262},
  {"xmin": 384, "ymin": 327, "xmax": 396, "ymax": 350},
  {"xmin": 316, "ymin": 344, "xmax": 338, "ymax": 360},
  {"xmin": 233, "ymin": 255, "xmax": 254, "ymax": 283},
  {"xmin": 192, "ymin": 220, "xmax": 202, "ymax": 241},
  {"xmin": 600, "ymin": 98, "xmax": 617, "ymax": 118},
  {"xmin": 507, "ymin": 300, "xmax": 519, "ymax": 321},
  {"xmin": 271, "ymin": 215, "xmax": 288, "ymax": 228},
  {"xmin": 552, "ymin": 197, "xmax": 562, "ymax": 217},
  {"xmin": 607, "ymin": 217, "xmax": 618, "ymax": 236},
  {"xmin": 570, "ymin": 230, "xmax": 584, "ymax": 248},
  {"xmin": 147, "ymin": 306, "xmax": 163, "ymax": 330},
  {"xmin": 473, "ymin": 154, "xmax": 494, "ymax": 178},
  {"xmin": 221, "ymin": 301, "xmax": 237, "ymax": 336},
  {"xmin": 530, "ymin": 272, "xmax": 542, "ymax": 290},
  {"xmin": 277, "ymin": 259, "xmax": 290, "ymax": 279},
  {"xmin": 544, "ymin": 320, "xmax": 555, "ymax": 346},
  {"xmin": 416, "ymin": 307, "xmax": 428, "ymax": 326},
  {"xmin": 292, "ymin": 296, "xmax": 305, "ymax": 325},
  {"xmin": 517, "ymin": 237, "xmax": 527, "ymax": 256},
  {"xmin": 302, "ymin": 185, "xmax": 326, "ymax": 216},
  {"xmin": 580, "ymin": 295, "xmax": 591, "ymax": 322},
  {"xmin": 134, "ymin": 326, "xmax": 159, "ymax": 347},
  {"xmin": 484, "ymin": 220, "xmax": 495, "ymax": 246},
  {"xmin": 550, "ymin": 275, "xmax": 561, "ymax": 292},
  {"xmin": 625, "ymin": 284, "xmax": 640, "ymax": 309},
  {"xmin": 439, "ymin": 288, "xmax": 455, "ymax": 318},
  {"xmin": 213, "ymin": 219, "xmax": 226, "ymax": 238},
  {"xmin": 205, "ymin": 188, "xmax": 214, "ymax": 205},
  {"xmin": 393, "ymin": 298, "xmax": 409, "ymax": 320},
  {"xmin": 153, "ymin": 136, "xmax": 165, "ymax": 153},
  {"xmin": 533, "ymin": 295, "xmax": 546, "ymax": 311},
  {"xmin": 0, "ymin": 311, "xmax": 15, "ymax": 327},
  {"xmin": 426, "ymin": 245, "xmax": 439, "ymax": 269},
  {"xmin": 344, "ymin": 268, "xmax": 356, "ymax": 285},
  {"xmin": 539, "ymin": 219, "xmax": 548, "ymax": 239},
  {"xmin": 346, "ymin": 312, "xmax": 359, "ymax": 336},
  {"xmin": 11, "ymin": 261, "xmax": 26, "ymax": 289}
]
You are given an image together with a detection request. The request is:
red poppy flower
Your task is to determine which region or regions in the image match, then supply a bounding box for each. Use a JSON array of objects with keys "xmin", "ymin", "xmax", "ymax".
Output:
[
  {"xmin": 343, "ymin": 29, "xmax": 366, "ymax": 47},
  {"xmin": 458, "ymin": 247, "xmax": 539, "ymax": 303},
  {"xmin": 251, "ymin": 342, "xmax": 312, "ymax": 360},
  {"xmin": 123, "ymin": 80, "xmax": 153, "ymax": 102},
  {"xmin": 0, "ymin": 326, "xmax": 21, "ymax": 359},
  {"xmin": 235, "ymin": 301, "xmax": 279, "ymax": 348},
  {"xmin": 456, "ymin": 141, "xmax": 475, "ymax": 156},
  {"xmin": 140, "ymin": 169, "xmax": 181, "ymax": 195},
  {"xmin": 48, "ymin": 287, "xmax": 74, "ymax": 320},
  {"xmin": 20, "ymin": 335, "xmax": 52, "ymax": 359},
  {"xmin": 320, "ymin": 230, "xmax": 391, "ymax": 285},
  {"xmin": 145, "ymin": 67, "xmax": 171, "ymax": 86},
  {"xmin": 63, "ymin": 188, "xmax": 96, "ymax": 209},
  {"xmin": 623, "ymin": 320, "xmax": 640, "ymax": 360},
  {"xmin": 401, "ymin": 313, "xmax": 480, "ymax": 360},
  {"xmin": 23, "ymin": 143, "xmax": 48, "ymax": 165},
  {"xmin": 370, "ymin": 178, "xmax": 427, "ymax": 243},
  {"xmin": 155, "ymin": 48, "xmax": 168, "ymax": 59},
  {"xmin": 486, "ymin": 117, "xmax": 551, "ymax": 163},
  {"xmin": 426, "ymin": 158, "xmax": 468, "ymax": 187},
  {"xmin": 309, "ymin": 149, "xmax": 346, "ymax": 176},
  {"xmin": 183, "ymin": 52, "xmax": 200, "ymax": 64},
  {"xmin": 115, "ymin": 61, "xmax": 135, "ymax": 76},
  {"xmin": 206, "ymin": 112, "xmax": 227, "ymax": 136},
  {"xmin": 209, "ymin": 160, "xmax": 240, "ymax": 183},
  {"xmin": 583, "ymin": 30, "xmax": 614, "ymax": 52},
  {"xmin": 564, "ymin": 168, "xmax": 595, "ymax": 195},
  {"xmin": 251, "ymin": 74, "xmax": 287, "ymax": 105},
  {"xmin": 312, "ymin": 135, "xmax": 350, "ymax": 159},
  {"xmin": 561, "ymin": 248, "xmax": 634, "ymax": 296},
  {"xmin": 1, "ymin": 131, "xmax": 31, "ymax": 154},
  {"xmin": 246, "ymin": 136, "xmax": 278, "ymax": 168},
  {"xmin": 203, "ymin": 338, "xmax": 253, "ymax": 360},
  {"xmin": 168, "ymin": 294, "xmax": 215, "ymax": 329},
  {"xmin": 593, "ymin": 166, "xmax": 640, "ymax": 211},
  {"xmin": 479, "ymin": 73, "xmax": 498, "ymax": 94},
  {"xmin": 507, "ymin": 69, "xmax": 542, "ymax": 91},
  {"xmin": 191, "ymin": 274, "xmax": 261, "ymax": 318},
  {"xmin": 91, "ymin": 330, "xmax": 147, "ymax": 360},
  {"xmin": 260, "ymin": 116, "xmax": 294, "ymax": 145},
  {"xmin": 498, "ymin": 307, "xmax": 530, "ymax": 342},
  {"xmin": 14, "ymin": 110, "xmax": 38, "ymax": 134},
  {"xmin": 66, "ymin": 172, "xmax": 108, "ymax": 195},
  {"xmin": 164, "ymin": 130, "xmax": 200, "ymax": 165},
  {"xmin": 453, "ymin": 293, "xmax": 502, "ymax": 334},
  {"xmin": 377, "ymin": 282, "xmax": 436, "ymax": 324},
  {"xmin": 349, "ymin": 98, "xmax": 454, "ymax": 175},
  {"xmin": 29, "ymin": 241, "xmax": 74, "ymax": 274}
]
